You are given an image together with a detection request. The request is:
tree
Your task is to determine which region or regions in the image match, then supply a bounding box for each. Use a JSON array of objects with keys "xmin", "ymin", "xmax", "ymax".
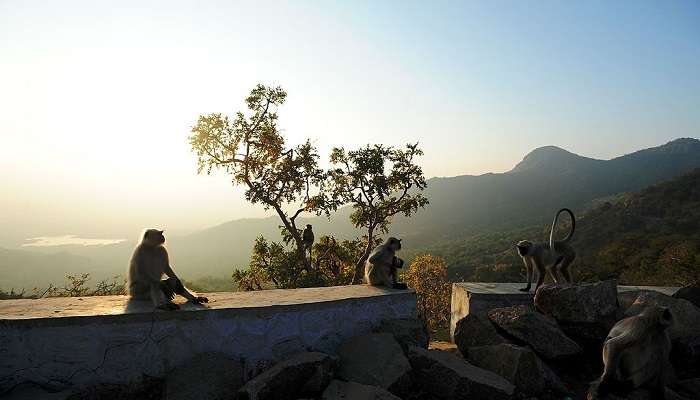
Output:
[
  {"xmin": 190, "ymin": 84, "xmax": 333, "ymax": 271},
  {"xmin": 232, "ymin": 235, "xmax": 372, "ymax": 290},
  {"xmin": 403, "ymin": 255, "xmax": 451, "ymax": 332},
  {"xmin": 327, "ymin": 143, "xmax": 428, "ymax": 283}
]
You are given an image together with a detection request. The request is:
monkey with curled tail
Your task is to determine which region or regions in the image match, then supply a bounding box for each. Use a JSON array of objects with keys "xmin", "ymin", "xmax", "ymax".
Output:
[
  {"xmin": 128, "ymin": 229, "xmax": 209, "ymax": 310},
  {"xmin": 364, "ymin": 237, "xmax": 408, "ymax": 290},
  {"xmin": 516, "ymin": 208, "xmax": 577, "ymax": 292}
]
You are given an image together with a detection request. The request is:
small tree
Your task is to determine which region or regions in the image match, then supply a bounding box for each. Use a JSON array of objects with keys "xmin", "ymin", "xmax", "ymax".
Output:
[
  {"xmin": 327, "ymin": 143, "xmax": 428, "ymax": 283},
  {"xmin": 190, "ymin": 84, "xmax": 333, "ymax": 271},
  {"xmin": 232, "ymin": 235, "xmax": 372, "ymax": 290},
  {"xmin": 403, "ymin": 254, "xmax": 451, "ymax": 332}
]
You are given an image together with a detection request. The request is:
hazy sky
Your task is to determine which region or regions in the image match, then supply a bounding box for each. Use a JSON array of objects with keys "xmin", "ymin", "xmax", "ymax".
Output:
[{"xmin": 1, "ymin": 0, "xmax": 699, "ymax": 243}]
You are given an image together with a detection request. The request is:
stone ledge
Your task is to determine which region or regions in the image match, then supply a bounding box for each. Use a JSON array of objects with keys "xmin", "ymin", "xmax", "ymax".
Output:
[
  {"xmin": 449, "ymin": 282, "xmax": 678, "ymax": 340},
  {"xmin": 0, "ymin": 285, "xmax": 417, "ymax": 393},
  {"xmin": 0, "ymin": 285, "xmax": 413, "ymax": 327}
]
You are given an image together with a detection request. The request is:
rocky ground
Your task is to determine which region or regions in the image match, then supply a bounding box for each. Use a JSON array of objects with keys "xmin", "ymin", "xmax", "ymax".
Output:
[{"xmin": 6, "ymin": 281, "xmax": 700, "ymax": 400}]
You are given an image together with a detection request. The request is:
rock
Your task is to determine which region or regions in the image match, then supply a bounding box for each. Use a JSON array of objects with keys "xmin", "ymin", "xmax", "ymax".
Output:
[
  {"xmin": 625, "ymin": 291, "xmax": 700, "ymax": 340},
  {"xmin": 487, "ymin": 305, "xmax": 581, "ymax": 360},
  {"xmin": 429, "ymin": 341, "xmax": 461, "ymax": 356},
  {"xmin": 673, "ymin": 286, "xmax": 700, "ymax": 309},
  {"xmin": 321, "ymin": 380, "xmax": 401, "ymax": 400},
  {"xmin": 534, "ymin": 280, "xmax": 618, "ymax": 340},
  {"xmin": 454, "ymin": 314, "xmax": 508, "ymax": 356},
  {"xmin": 337, "ymin": 333, "xmax": 411, "ymax": 396},
  {"xmin": 671, "ymin": 335, "xmax": 700, "ymax": 371},
  {"xmin": 374, "ymin": 318, "xmax": 429, "ymax": 352},
  {"xmin": 237, "ymin": 352, "xmax": 336, "ymax": 400},
  {"xmin": 4, "ymin": 384, "xmax": 74, "ymax": 400},
  {"xmin": 165, "ymin": 352, "xmax": 243, "ymax": 400},
  {"xmin": 675, "ymin": 378, "xmax": 700, "ymax": 398},
  {"xmin": 408, "ymin": 346, "xmax": 514, "ymax": 400},
  {"xmin": 465, "ymin": 343, "xmax": 566, "ymax": 396}
]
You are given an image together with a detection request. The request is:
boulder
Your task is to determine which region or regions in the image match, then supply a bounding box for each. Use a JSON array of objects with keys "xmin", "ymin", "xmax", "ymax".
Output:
[
  {"xmin": 465, "ymin": 344, "xmax": 566, "ymax": 396},
  {"xmin": 165, "ymin": 352, "xmax": 243, "ymax": 400},
  {"xmin": 487, "ymin": 305, "xmax": 581, "ymax": 360},
  {"xmin": 673, "ymin": 286, "xmax": 700, "ymax": 309},
  {"xmin": 671, "ymin": 335, "xmax": 700, "ymax": 371},
  {"xmin": 337, "ymin": 333, "xmax": 412, "ymax": 396},
  {"xmin": 3, "ymin": 385, "xmax": 74, "ymax": 400},
  {"xmin": 454, "ymin": 314, "xmax": 508, "ymax": 356},
  {"xmin": 408, "ymin": 346, "xmax": 514, "ymax": 400},
  {"xmin": 374, "ymin": 318, "xmax": 429, "ymax": 352},
  {"xmin": 321, "ymin": 380, "xmax": 401, "ymax": 400},
  {"xmin": 237, "ymin": 352, "xmax": 336, "ymax": 400},
  {"xmin": 534, "ymin": 280, "xmax": 618, "ymax": 340},
  {"xmin": 675, "ymin": 378, "xmax": 700, "ymax": 399},
  {"xmin": 625, "ymin": 291, "xmax": 700, "ymax": 340}
]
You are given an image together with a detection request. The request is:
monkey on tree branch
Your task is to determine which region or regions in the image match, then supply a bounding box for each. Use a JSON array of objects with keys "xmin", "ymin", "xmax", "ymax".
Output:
[
  {"xmin": 189, "ymin": 85, "xmax": 335, "ymax": 272},
  {"xmin": 326, "ymin": 144, "xmax": 429, "ymax": 284}
]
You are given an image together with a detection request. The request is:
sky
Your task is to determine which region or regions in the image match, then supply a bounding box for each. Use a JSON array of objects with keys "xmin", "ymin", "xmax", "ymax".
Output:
[{"xmin": 1, "ymin": 0, "xmax": 699, "ymax": 244}]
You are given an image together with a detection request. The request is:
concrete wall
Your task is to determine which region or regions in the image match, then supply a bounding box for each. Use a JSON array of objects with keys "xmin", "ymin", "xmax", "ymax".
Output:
[
  {"xmin": 449, "ymin": 282, "xmax": 679, "ymax": 341},
  {"xmin": 0, "ymin": 286, "xmax": 416, "ymax": 393}
]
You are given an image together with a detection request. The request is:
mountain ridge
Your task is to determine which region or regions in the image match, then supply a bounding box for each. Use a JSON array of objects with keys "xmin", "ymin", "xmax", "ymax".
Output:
[{"xmin": 3, "ymin": 137, "xmax": 699, "ymax": 290}]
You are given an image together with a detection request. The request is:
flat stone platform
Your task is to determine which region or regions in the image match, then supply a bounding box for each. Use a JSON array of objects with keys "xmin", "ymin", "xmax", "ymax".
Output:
[
  {"xmin": 0, "ymin": 285, "xmax": 416, "ymax": 393},
  {"xmin": 449, "ymin": 282, "xmax": 678, "ymax": 340}
]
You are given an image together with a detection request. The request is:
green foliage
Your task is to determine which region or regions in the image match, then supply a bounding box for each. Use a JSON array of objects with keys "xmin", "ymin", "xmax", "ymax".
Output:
[
  {"xmin": 423, "ymin": 169, "xmax": 700, "ymax": 287},
  {"xmin": 327, "ymin": 143, "xmax": 429, "ymax": 282},
  {"xmin": 190, "ymin": 84, "xmax": 335, "ymax": 273},
  {"xmin": 232, "ymin": 235, "xmax": 375, "ymax": 291},
  {"xmin": 403, "ymin": 255, "xmax": 451, "ymax": 331}
]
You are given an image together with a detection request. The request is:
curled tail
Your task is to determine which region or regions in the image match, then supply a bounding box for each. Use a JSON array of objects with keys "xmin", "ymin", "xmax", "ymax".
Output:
[{"xmin": 550, "ymin": 208, "xmax": 576, "ymax": 250}]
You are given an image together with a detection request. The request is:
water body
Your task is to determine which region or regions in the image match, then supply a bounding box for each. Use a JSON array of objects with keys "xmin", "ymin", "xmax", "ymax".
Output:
[{"xmin": 23, "ymin": 235, "xmax": 126, "ymax": 247}]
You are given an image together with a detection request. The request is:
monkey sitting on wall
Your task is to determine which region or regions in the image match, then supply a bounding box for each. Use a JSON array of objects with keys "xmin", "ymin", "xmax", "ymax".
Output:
[
  {"xmin": 588, "ymin": 305, "xmax": 674, "ymax": 400},
  {"xmin": 516, "ymin": 208, "xmax": 577, "ymax": 292},
  {"xmin": 128, "ymin": 229, "xmax": 209, "ymax": 310},
  {"xmin": 364, "ymin": 237, "xmax": 408, "ymax": 290}
]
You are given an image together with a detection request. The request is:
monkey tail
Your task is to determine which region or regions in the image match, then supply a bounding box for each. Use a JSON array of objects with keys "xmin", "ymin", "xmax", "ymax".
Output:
[{"xmin": 550, "ymin": 208, "xmax": 576, "ymax": 250}]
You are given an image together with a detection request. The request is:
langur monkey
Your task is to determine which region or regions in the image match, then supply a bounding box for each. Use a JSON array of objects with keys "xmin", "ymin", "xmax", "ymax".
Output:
[
  {"xmin": 516, "ymin": 208, "xmax": 576, "ymax": 292},
  {"xmin": 364, "ymin": 237, "xmax": 408, "ymax": 290},
  {"xmin": 588, "ymin": 305, "xmax": 673, "ymax": 400},
  {"xmin": 302, "ymin": 224, "xmax": 314, "ymax": 258},
  {"xmin": 128, "ymin": 229, "xmax": 209, "ymax": 310}
]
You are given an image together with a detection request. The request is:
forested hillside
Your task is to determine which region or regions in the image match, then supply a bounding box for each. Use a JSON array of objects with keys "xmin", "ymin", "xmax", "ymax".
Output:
[
  {"xmin": 3, "ymin": 138, "xmax": 699, "ymax": 290},
  {"xmin": 422, "ymin": 169, "xmax": 700, "ymax": 286}
]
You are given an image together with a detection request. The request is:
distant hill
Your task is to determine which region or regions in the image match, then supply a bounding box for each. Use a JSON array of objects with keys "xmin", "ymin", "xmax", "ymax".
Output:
[
  {"xmin": 424, "ymin": 168, "xmax": 700, "ymax": 286},
  {"xmin": 3, "ymin": 138, "xmax": 699, "ymax": 290}
]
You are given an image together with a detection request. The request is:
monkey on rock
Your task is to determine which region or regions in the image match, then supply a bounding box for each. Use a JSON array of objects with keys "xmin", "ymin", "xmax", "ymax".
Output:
[{"xmin": 128, "ymin": 229, "xmax": 208, "ymax": 310}]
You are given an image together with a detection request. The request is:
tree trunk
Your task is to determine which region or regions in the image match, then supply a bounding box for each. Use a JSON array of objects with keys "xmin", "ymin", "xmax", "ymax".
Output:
[
  {"xmin": 352, "ymin": 227, "xmax": 375, "ymax": 284},
  {"xmin": 273, "ymin": 207, "xmax": 311, "ymax": 272}
]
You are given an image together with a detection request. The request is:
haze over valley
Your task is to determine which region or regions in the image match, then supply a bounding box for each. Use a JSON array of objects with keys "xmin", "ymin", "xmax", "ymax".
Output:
[{"xmin": 2, "ymin": 137, "xmax": 698, "ymax": 291}]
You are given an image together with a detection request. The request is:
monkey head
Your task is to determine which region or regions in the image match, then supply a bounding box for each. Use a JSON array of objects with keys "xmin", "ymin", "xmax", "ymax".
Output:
[
  {"xmin": 640, "ymin": 305, "xmax": 674, "ymax": 328},
  {"xmin": 385, "ymin": 237, "xmax": 402, "ymax": 251},
  {"xmin": 306, "ymin": 224, "xmax": 312, "ymax": 229},
  {"xmin": 516, "ymin": 240, "xmax": 533, "ymax": 256},
  {"xmin": 143, "ymin": 229, "xmax": 166, "ymax": 247}
]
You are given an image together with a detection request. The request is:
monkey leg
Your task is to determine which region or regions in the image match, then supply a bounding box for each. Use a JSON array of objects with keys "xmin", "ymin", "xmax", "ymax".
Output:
[
  {"xmin": 150, "ymin": 282, "xmax": 179, "ymax": 310},
  {"xmin": 162, "ymin": 277, "xmax": 208, "ymax": 304},
  {"xmin": 558, "ymin": 254, "xmax": 575, "ymax": 283},
  {"xmin": 519, "ymin": 261, "xmax": 533, "ymax": 292},
  {"xmin": 534, "ymin": 263, "xmax": 546, "ymax": 291}
]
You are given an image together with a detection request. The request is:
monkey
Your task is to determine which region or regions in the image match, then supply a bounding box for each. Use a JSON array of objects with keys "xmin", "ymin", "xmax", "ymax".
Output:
[
  {"xmin": 588, "ymin": 305, "xmax": 673, "ymax": 400},
  {"xmin": 516, "ymin": 208, "xmax": 576, "ymax": 292},
  {"xmin": 127, "ymin": 229, "xmax": 209, "ymax": 310},
  {"xmin": 302, "ymin": 224, "xmax": 314, "ymax": 258},
  {"xmin": 364, "ymin": 237, "xmax": 408, "ymax": 290}
]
